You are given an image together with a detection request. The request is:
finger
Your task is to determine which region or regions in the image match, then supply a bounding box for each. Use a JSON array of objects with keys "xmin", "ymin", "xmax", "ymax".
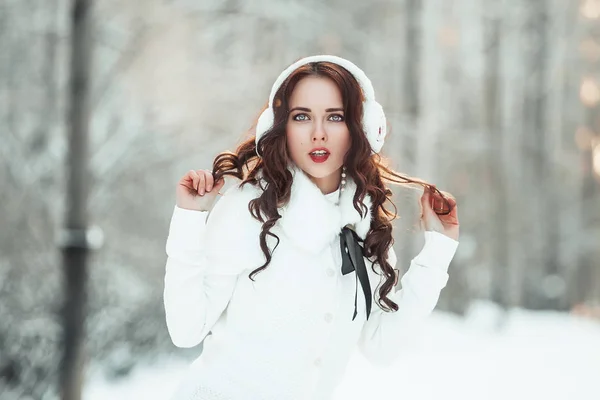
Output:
[
  {"xmin": 430, "ymin": 189, "xmax": 451, "ymax": 214},
  {"xmin": 420, "ymin": 187, "xmax": 432, "ymax": 210},
  {"xmin": 420, "ymin": 190, "xmax": 435, "ymax": 222},
  {"xmin": 446, "ymin": 198, "xmax": 459, "ymax": 221},
  {"xmin": 432, "ymin": 193, "xmax": 443, "ymax": 212},
  {"xmin": 197, "ymin": 171, "xmax": 206, "ymax": 196},
  {"xmin": 421, "ymin": 187, "xmax": 442, "ymax": 223},
  {"xmin": 446, "ymin": 196, "xmax": 457, "ymax": 209},
  {"xmin": 189, "ymin": 170, "xmax": 200, "ymax": 190},
  {"xmin": 204, "ymin": 170, "xmax": 215, "ymax": 192}
]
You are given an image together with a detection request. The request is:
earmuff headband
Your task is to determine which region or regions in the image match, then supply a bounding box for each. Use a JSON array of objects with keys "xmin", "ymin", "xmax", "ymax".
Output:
[{"xmin": 255, "ymin": 55, "xmax": 387, "ymax": 155}]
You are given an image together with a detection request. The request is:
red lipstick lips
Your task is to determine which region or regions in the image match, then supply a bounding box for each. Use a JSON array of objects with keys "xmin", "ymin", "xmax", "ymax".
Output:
[{"xmin": 309, "ymin": 147, "xmax": 330, "ymax": 163}]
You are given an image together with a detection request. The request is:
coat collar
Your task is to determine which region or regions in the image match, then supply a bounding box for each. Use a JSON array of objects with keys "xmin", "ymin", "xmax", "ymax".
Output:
[{"xmin": 276, "ymin": 165, "xmax": 373, "ymax": 254}]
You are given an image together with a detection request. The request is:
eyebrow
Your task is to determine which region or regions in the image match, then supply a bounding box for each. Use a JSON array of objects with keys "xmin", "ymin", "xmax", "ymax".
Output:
[{"xmin": 289, "ymin": 107, "xmax": 344, "ymax": 113}]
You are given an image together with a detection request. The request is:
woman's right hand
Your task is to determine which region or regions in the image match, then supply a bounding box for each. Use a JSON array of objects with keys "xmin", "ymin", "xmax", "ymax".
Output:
[{"xmin": 176, "ymin": 169, "xmax": 225, "ymax": 212}]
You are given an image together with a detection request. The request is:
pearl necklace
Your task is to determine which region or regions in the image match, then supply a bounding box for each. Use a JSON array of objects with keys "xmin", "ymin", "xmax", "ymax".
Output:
[{"xmin": 335, "ymin": 166, "xmax": 347, "ymax": 206}]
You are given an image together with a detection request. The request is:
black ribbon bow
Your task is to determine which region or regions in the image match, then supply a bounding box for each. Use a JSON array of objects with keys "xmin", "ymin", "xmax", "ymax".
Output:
[{"xmin": 340, "ymin": 226, "xmax": 372, "ymax": 321}]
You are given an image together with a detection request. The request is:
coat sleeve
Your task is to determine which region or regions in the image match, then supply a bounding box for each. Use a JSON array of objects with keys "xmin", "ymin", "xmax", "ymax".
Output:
[
  {"xmin": 163, "ymin": 185, "xmax": 261, "ymax": 348},
  {"xmin": 357, "ymin": 231, "xmax": 459, "ymax": 366}
]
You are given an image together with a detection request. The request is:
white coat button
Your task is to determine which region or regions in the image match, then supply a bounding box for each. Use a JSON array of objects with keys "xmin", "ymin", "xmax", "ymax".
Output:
[
  {"xmin": 314, "ymin": 357, "xmax": 322, "ymax": 367},
  {"xmin": 326, "ymin": 268, "xmax": 335, "ymax": 277},
  {"xmin": 324, "ymin": 313, "xmax": 333, "ymax": 323}
]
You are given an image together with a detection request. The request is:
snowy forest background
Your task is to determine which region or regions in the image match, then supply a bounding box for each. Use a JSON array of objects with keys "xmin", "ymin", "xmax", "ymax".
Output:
[{"xmin": 1, "ymin": 0, "xmax": 600, "ymax": 399}]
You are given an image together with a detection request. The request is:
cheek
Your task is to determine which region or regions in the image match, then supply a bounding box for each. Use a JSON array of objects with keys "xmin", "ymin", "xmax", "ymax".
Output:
[
  {"xmin": 286, "ymin": 125, "xmax": 307, "ymax": 155},
  {"xmin": 335, "ymin": 126, "xmax": 352, "ymax": 152}
]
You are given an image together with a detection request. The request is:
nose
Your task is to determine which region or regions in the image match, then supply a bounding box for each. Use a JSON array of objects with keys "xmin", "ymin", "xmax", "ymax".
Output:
[{"xmin": 311, "ymin": 121, "xmax": 327, "ymax": 143}]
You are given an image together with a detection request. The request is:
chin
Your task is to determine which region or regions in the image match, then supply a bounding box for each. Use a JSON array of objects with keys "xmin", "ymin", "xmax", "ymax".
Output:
[{"xmin": 299, "ymin": 163, "xmax": 339, "ymax": 180}]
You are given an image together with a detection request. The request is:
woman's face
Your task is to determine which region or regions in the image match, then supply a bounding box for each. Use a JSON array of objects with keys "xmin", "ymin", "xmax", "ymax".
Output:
[{"xmin": 285, "ymin": 76, "xmax": 352, "ymax": 194}]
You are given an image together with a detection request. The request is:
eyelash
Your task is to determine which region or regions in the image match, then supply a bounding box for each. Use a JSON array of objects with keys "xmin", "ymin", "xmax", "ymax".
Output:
[{"xmin": 292, "ymin": 113, "xmax": 345, "ymax": 122}]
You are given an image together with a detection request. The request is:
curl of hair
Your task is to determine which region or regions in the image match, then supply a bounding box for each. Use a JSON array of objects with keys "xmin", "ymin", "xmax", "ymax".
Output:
[{"xmin": 211, "ymin": 61, "xmax": 455, "ymax": 313}]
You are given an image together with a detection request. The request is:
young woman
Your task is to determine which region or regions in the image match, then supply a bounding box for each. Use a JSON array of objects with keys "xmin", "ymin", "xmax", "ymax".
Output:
[{"xmin": 164, "ymin": 55, "xmax": 460, "ymax": 400}]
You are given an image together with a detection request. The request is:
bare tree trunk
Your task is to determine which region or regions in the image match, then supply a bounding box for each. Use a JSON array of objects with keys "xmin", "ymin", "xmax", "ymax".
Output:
[
  {"xmin": 521, "ymin": 1, "xmax": 550, "ymax": 309},
  {"xmin": 535, "ymin": 2, "xmax": 564, "ymax": 310},
  {"xmin": 59, "ymin": 0, "xmax": 95, "ymax": 399},
  {"xmin": 483, "ymin": 5, "xmax": 508, "ymax": 309},
  {"xmin": 558, "ymin": 3, "xmax": 583, "ymax": 310},
  {"xmin": 544, "ymin": 0, "xmax": 572, "ymax": 311},
  {"xmin": 499, "ymin": 1, "xmax": 526, "ymax": 309},
  {"xmin": 398, "ymin": 0, "xmax": 422, "ymax": 264}
]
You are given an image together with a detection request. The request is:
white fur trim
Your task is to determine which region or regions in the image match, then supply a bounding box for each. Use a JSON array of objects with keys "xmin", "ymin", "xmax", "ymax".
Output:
[
  {"xmin": 277, "ymin": 165, "xmax": 373, "ymax": 254},
  {"xmin": 210, "ymin": 165, "xmax": 374, "ymax": 271}
]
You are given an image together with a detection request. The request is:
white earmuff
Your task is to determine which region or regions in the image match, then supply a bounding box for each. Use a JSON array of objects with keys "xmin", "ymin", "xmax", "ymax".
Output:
[{"xmin": 255, "ymin": 55, "xmax": 386, "ymax": 155}]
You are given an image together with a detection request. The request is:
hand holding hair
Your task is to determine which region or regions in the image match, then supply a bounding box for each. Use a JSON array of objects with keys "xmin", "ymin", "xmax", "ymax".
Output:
[
  {"xmin": 419, "ymin": 186, "xmax": 460, "ymax": 241},
  {"xmin": 175, "ymin": 169, "xmax": 225, "ymax": 212}
]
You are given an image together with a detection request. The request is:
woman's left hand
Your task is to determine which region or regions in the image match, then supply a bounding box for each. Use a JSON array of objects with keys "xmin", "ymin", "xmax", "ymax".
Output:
[{"xmin": 420, "ymin": 186, "xmax": 460, "ymax": 241}]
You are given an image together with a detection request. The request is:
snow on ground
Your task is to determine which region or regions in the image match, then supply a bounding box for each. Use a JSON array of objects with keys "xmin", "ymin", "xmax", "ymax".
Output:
[{"xmin": 84, "ymin": 302, "xmax": 600, "ymax": 400}]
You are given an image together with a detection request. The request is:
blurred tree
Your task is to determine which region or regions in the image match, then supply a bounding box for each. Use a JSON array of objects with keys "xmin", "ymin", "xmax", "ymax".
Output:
[
  {"xmin": 59, "ymin": 0, "xmax": 94, "ymax": 399},
  {"xmin": 576, "ymin": 0, "xmax": 600, "ymax": 306},
  {"xmin": 395, "ymin": 0, "xmax": 422, "ymax": 273},
  {"xmin": 483, "ymin": 2, "xmax": 508, "ymax": 310}
]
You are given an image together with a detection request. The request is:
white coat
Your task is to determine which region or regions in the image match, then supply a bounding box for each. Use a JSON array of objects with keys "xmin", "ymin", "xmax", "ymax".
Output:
[{"xmin": 163, "ymin": 166, "xmax": 459, "ymax": 400}]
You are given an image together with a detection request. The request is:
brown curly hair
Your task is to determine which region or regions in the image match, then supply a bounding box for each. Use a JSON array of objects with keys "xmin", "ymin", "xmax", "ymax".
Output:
[{"xmin": 211, "ymin": 61, "xmax": 454, "ymax": 313}]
